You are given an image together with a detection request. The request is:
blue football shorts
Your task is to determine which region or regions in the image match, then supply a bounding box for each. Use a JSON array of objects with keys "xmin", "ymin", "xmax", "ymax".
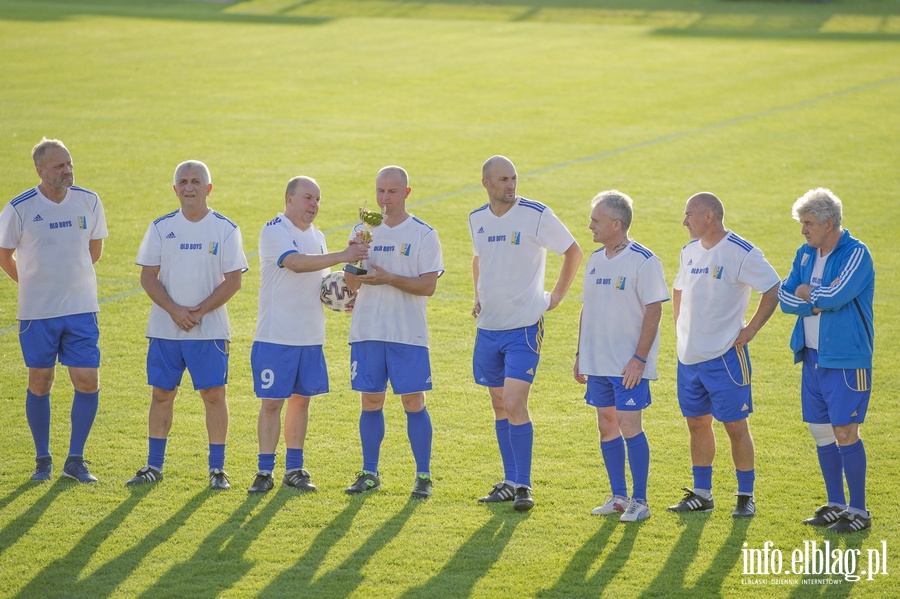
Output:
[
  {"xmin": 801, "ymin": 348, "xmax": 870, "ymax": 426},
  {"xmin": 251, "ymin": 341, "xmax": 329, "ymax": 399},
  {"xmin": 585, "ymin": 375, "xmax": 652, "ymax": 411},
  {"xmin": 19, "ymin": 313, "xmax": 100, "ymax": 369},
  {"xmin": 350, "ymin": 341, "xmax": 432, "ymax": 395},
  {"xmin": 147, "ymin": 338, "xmax": 229, "ymax": 391},
  {"xmin": 473, "ymin": 319, "xmax": 544, "ymax": 387},
  {"xmin": 677, "ymin": 345, "xmax": 753, "ymax": 422}
]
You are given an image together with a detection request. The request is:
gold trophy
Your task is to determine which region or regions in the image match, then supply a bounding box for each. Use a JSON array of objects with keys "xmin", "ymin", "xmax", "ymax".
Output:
[{"xmin": 343, "ymin": 203, "xmax": 385, "ymax": 275}]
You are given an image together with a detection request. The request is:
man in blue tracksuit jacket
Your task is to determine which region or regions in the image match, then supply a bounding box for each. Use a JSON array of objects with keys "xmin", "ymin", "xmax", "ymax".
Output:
[{"xmin": 778, "ymin": 188, "xmax": 875, "ymax": 533}]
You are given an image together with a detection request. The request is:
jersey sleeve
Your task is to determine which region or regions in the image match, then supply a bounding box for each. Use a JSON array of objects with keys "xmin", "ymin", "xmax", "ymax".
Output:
[
  {"xmin": 738, "ymin": 247, "xmax": 780, "ymax": 293},
  {"xmin": 0, "ymin": 202, "xmax": 22, "ymax": 249},
  {"xmin": 809, "ymin": 245, "xmax": 874, "ymax": 311},
  {"xmin": 417, "ymin": 227, "xmax": 444, "ymax": 276},
  {"xmin": 673, "ymin": 248, "xmax": 687, "ymax": 291},
  {"xmin": 259, "ymin": 221, "xmax": 295, "ymax": 267},
  {"xmin": 637, "ymin": 255, "xmax": 670, "ymax": 305},
  {"xmin": 536, "ymin": 208, "xmax": 576, "ymax": 255},
  {"xmin": 135, "ymin": 222, "xmax": 161, "ymax": 267},
  {"xmin": 223, "ymin": 226, "xmax": 249, "ymax": 274},
  {"xmin": 90, "ymin": 196, "xmax": 109, "ymax": 240}
]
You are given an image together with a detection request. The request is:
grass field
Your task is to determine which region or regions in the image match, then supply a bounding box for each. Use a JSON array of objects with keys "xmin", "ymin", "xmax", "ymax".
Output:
[{"xmin": 1, "ymin": 0, "xmax": 898, "ymax": 597}]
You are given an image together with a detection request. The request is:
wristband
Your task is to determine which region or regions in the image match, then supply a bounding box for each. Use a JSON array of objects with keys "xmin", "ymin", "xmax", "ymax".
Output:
[{"xmin": 632, "ymin": 353, "xmax": 647, "ymax": 364}]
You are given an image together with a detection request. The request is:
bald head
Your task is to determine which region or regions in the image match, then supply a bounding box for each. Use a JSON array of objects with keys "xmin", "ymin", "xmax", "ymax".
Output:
[
  {"xmin": 687, "ymin": 192, "xmax": 724, "ymax": 223},
  {"xmin": 377, "ymin": 165, "xmax": 409, "ymax": 188},
  {"xmin": 482, "ymin": 155, "xmax": 514, "ymax": 180},
  {"xmin": 285, "ymin": 175, "xmax": 319, "ymax": 198}
]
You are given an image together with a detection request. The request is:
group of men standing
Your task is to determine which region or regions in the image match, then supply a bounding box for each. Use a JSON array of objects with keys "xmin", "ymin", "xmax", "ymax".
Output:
[{"xmin": 0, "ymin": 139, "xmax": 875, "ymax": 534}]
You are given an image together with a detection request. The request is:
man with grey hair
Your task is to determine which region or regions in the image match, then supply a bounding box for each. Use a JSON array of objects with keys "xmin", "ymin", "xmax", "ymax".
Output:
[
  {"xmin": 128, "ymin": 160, "xmax": 249, "ymax": 490},
  {"xmin": 0, "ymin": 138, "xmax": 108, "ymax": 483},
  {"xmin": 669, "ymin": 192, "xmax": 780, "ymax": 518},
  {"xmin": 778, "ymin": 188, "xmax": 875, "ymax": 533},
  {"xmin": 574, "ymin": 190, "xmax": 669, "ymax": 522},
  {"xmin": 247, "ymin": 176, "xmax": 368, "ymax": 494}
]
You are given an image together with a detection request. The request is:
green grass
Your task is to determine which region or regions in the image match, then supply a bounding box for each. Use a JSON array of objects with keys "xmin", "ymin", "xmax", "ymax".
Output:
[{"xmin": 1, "ymin": 0, "xmax": 898, "ymax": 597}]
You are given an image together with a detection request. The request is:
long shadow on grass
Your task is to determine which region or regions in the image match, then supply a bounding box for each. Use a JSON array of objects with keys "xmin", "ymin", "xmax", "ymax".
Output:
[
  {"xmin": 535, "ymin": 517, "xmax": 638, "ymax": 598},
  {"xmin": 12, "ymin": 484, "xmax": 153, "ymax": 599},
  {"xmin": 0, "ymin": 481, "xmax": 37, "ymax": 517},
  {"xmin": 0, "ymin": 478, "xmax": 69, "ymax": 556},
  {"xmin": 641, "ymin": 514, "xmax": 711, "ymax": 597},
  {"xmin": 66, "ymin": 486, "xmax": 211, "ymax": 597},
  {"xmin": 690, "ymin": 517, "xmax": 750, "ymax": 593},
  {"xmin": 398, "ymin": 508, "xmax": 524, "ymax": 598},
  {"xmin": 136, "ymin": 489, "xmax": 292, "ymax": 598},
  {"xmin": 261, "ymin": 496, "xmax": 419, "ymax": 596}
]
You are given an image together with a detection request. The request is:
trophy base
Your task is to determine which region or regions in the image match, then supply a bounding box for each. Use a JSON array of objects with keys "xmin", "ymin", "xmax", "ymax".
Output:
[{"xmin": 343, "ymin": 264, "xmax": 368, "ymax": 276}]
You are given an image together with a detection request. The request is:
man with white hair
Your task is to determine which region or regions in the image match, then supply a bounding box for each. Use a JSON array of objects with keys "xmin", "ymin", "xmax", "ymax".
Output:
[
  {"xmin": 778, "ymin": 188, "xmax": 875, "ymax": 533},
  {"xmin": 0, "ymin": 138, "xmax": 108, "ymax": 483},
  {"xmin": 128, "ymin": 160, "xmax": 248, "ymax": 490}
]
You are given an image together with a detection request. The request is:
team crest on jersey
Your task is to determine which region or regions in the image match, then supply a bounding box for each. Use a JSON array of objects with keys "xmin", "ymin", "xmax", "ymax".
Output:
[
  {"xmin": 801, "ymin": 253, "xmax": 810, "ymax": 266},
  {"xmin": 615, "ymin": 276, "xmax": 627, "ymax": 290},
  {"xmin": 401, "ymin": 243, "xmax": 412, "ymax": 256},
  {"xmin": 209, "ymin": 242, "xmax": 219, "ymax": 255},
  {"xmin": 32, "ymin": 214, "xmax": 43, "ymax": 222},
  {"xmin": 511, "ymin": 232, "xmax": 521, "ymax": 245},
  {"xmin": 713, "ymin": 266, "xmax": 724, "ymax": 279},
  {"xmin": 166, "ymin": 232, "xmax": 176, "ymax": 239},
  {"xmin": 78, "ymin": 216, "xmax": 87, "ymax": 230}
]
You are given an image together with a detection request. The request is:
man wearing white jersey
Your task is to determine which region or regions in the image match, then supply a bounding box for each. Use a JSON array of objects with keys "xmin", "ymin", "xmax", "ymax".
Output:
[
  {"xmin": 343, "ymin": 166, "xmax": 443, "ymax": 499},
  {"xmin": 127, "ymin": 160, "xmax": 248, "ymax": 491},
  {"xmin": 247, "ymin": 176, "xmax": 368, "ymax": 495},
  {"xmin": 470, "ymin": 155, "xmax": 582, "ymax": 512},
  {"xmin": 574, "ymin": 191, "xmax": 668, "ymax": 523},
  {"xmin": 0, "ymin": 138, "xmax": 107, "ymax": 483},
  {"xmin": 668, "ymin": 192, "xmax": 780, "ymax": 518}
]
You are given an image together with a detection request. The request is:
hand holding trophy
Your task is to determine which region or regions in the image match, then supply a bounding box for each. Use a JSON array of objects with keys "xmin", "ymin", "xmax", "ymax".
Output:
[{"xmin": 343, "ymin": 203, "xmax": 385, "ymax": 275}]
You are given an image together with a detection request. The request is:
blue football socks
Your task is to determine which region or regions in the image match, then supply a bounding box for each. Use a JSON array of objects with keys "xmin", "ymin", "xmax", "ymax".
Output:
[
  {"xmin": 839, "ymin": 440, "xmax": 867, "ymax": 513},
  {"xmin": 360, "ymin": 409, "xmax": 385, "ymax": 473},
  {"xmin": 816, "ymin": 442, "xmax": 846, "ymax": 506},
  {"xmin": 601, "ymin": 436, "xmax": 628, "ymax": 498},
  {"xmin": 209, "ymin": 443, "xmax": 226, "ymax": 471},
  {"xmin": 148, "ymin": 437, "xmax": 167, "ymax": 471},
  {"xmin": 626, "ymin": 432, "xmax": 650, "ymax": 502},
  {"xmin": 406, "ymin": 408, "xmax": 432, "ymax": 475},
  {"xmin": 69, "ymin": 390, "xmax": 99, "ymax": 457},
  {"xmin": 509, "ymin": 421, "xmax": 534, "ymax": 488},
  {"xmin": 25, "ymin": 390, "xmax": 51, "ymax": 459},
  {"xmin": 495, "ymin": 419, "xmax": 516, "ymax": 483},
  {"xmin": 286, "ymin": 447, "xmax": 304, "ymax": 471}
]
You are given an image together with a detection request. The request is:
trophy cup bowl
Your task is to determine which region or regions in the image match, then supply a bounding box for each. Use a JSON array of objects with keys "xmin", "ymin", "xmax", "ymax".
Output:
[{"xmin": 343, "ymin": 205, "xmax": 385, "ymax": 276}]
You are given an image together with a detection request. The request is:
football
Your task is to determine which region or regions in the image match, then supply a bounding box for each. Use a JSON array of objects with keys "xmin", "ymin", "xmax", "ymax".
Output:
[{"xmin": 320, "ymin": 271, "xmax": 356, "ymax": 313}]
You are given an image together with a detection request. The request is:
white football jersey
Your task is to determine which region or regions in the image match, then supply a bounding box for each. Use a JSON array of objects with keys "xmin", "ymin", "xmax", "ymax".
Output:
[
  {"xmin": 136, "ymin": 209, "xmax": 248, "ymax": 340},
  {"xmin": 469, "ymin": 197, "xmax": 575, "ymax": 331},
  {"xmin": 674, "ymin": 231, "xmax": 780, "ymax": 365},
  {"xmin": 0, "ymin": 186, "xmax": 108, "ymax": 320},
  {"xmin": 578, "ymin": 241, "xmax": 669, "ymax": 379},
  {"xmin": 255, "ymin": 214, "xmax": 328, "ymax": 346},
  {"xmin": 349, "ymin": 214, "xmax": 443, "ymax": 347}
]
